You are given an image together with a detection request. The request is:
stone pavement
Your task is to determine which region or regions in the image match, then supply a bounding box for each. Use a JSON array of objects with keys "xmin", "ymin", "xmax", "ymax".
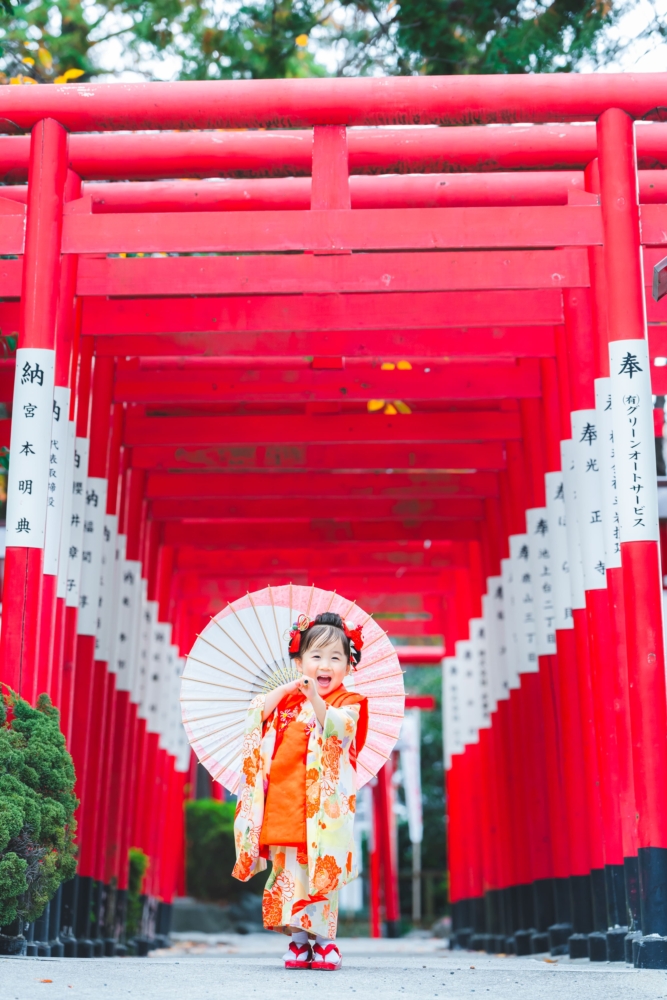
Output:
[{"xmin": 2, "ymin": 933, "xmax": 667, "ymax": 1000}]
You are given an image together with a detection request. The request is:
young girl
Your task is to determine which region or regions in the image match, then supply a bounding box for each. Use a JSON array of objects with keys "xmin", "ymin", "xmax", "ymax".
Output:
[{"xmin": 232, "ymin": 611, "xmax": 368, "ymax": 970}]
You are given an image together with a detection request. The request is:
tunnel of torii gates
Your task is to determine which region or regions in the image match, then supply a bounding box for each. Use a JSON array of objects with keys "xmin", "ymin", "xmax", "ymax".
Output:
[{"xmin": 4, "ymin": 76, "xmax": 667, "ymax": 966}]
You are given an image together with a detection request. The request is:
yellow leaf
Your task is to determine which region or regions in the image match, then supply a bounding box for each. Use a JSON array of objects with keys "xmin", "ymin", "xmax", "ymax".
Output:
[
  {"xmin": 295, "ymin": 33, "xmax": 309, "ymax": 47},
  {"xmin": 381, "ymin": 362, "xmax": 395, "ymax": 371},
  {"xmin": 367, "ymin": 399, "xmax": 385, "ymax": 413},
  {"xmin": 383, "ymin": 403, "xmax": 397, "ymax": 415},
  {"xmin": 10, "ymin": 75, "xmax": 38, "ymax": 85},
  {"xmin": 22, "ymin": 56, "xmax": 35, "ymax": 66},
  {"xmin": 37, "ymin": 47, "xmax": 52, "ymax": 69},
  {"xmin": 393, "ymin": 400, "xmax": 412, "ymax": 414},
  {"xmin": 397, "ymin": 360, "xmax": 412, "ymax": 370},
  {"xmin": 54, "ymin": 68, "xmax": 85, "ymax": 84}
]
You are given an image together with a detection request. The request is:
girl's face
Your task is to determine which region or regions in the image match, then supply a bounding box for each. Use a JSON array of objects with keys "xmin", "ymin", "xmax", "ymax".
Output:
[{"xmin": 296, "ymin": 637, "xmax": 349, "ymax": 696}]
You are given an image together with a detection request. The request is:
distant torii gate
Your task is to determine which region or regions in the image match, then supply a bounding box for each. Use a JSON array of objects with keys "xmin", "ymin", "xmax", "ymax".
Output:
[{"xmin": 0, "ymin": 76, "xmax": 665, "ymax": 963}]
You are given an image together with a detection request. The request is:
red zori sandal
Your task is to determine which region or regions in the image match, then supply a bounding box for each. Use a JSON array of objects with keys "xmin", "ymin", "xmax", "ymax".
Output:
[
  {"xmin": 311, "ymin": 942, "xmax": 342, "ymax": 971},
  {"xmin": 283, "ymin": 941, "xmax": 313, "ymax": 969}
]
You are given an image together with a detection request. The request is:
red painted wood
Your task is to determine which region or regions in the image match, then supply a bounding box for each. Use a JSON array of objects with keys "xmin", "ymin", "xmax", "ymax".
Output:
[
  {"xmin": 91, "ymin": 326, "xmax": 558, "ymax": 360},
  {"xmin": 2, "ymin": 75, "xmax": 667, "ymax": 131},
  {"xmin": 125, "ymin": 411, "xmax": 522, "ymax": 447},
  {"xmin": 114, "ymin": 359, "xmax": 541, "ymax": 405},
  {"xmin": 134, "ymin": 441, "xmax": 506, "ymax": 473},
  {"xmin": 84, "ymin": 290, "xmax": 564, "ymax": 336},
  {"xmin": 60, "ymin": 205, "xmax": 604, "ymax": 256},
  {"xmin": 150, "ymin": 496, "xmax": 485, "ymax": 520},
  {"xmin": 75, "ymin": 247, "xmax": 589, "ymax": 297},
  {"xmin": 146, "ymin": 470, "xmax": 499, "ymax": 500},
  {"xmin": 161, "ymin": 518, "xmax": 480, "ymax": 547}
]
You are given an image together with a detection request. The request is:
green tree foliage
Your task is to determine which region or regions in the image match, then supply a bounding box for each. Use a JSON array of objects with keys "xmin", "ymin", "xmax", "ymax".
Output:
[
  {"xmin": 126, "ymin": 847, "xmax": 149, "ymax": 938},
  {"xmin": 1, "ymin": 0, "xmax": 663, "ymax": 84},
  {"xmin": 0, "ymin": 692, "xmax": 77, "ymax": 927},
  {"xmin": 396, "ymin": 667, "xmax": 448, "ymax": 920},
  {"xmin": 185, "ymin": 798, "xmax": 267, "ymax": 902}
]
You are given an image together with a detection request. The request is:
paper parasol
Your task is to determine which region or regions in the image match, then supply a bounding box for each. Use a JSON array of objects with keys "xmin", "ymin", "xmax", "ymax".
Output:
[{"xmin": 181, "ymin": 584, "xmax": 405, "ymax": 794}]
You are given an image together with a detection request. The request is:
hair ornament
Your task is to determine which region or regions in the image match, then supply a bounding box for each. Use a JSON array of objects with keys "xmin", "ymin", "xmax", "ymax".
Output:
[{"xmin": 286, "ymin": 614, "xmax": 364, "ymax": 668}]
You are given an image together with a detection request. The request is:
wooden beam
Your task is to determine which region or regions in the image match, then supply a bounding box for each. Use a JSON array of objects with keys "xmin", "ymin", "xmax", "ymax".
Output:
[
  {"xmin": 132, "ymin": 440, "xmax": 506, "ymax": 472},
  {"xmin": 145, "ymin": 470, "xmax": 498, "ymax": 499},
  {"xmin": 60, "ymin": 204, "xmax": 604, "ymax": 256},
  {"xmin": 115, "ymin": 357, "xmax": 540, "ymax": 404},
  {"xmin": 160, "ymin": 518, "xmax": 480, "ymax": 546},
  {"xmin": 150, "ymin": 496, "xmax": 485, "ymax": 520},
  {"xmin": 124, "ymin": 411, "xmax": 521, "ymax": 446},
  {"xmin": 74, "ymin": 248, "xmax": 589, "ymax": 297}
]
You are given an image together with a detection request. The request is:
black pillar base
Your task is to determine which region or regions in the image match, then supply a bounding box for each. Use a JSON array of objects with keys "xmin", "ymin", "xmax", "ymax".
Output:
[
  {"xmin": 547, "ymin": 923, "xmax": 572, "ymax": 956},
  {"xmin": 587, "ymin": 930, "xmax": 608, "ymax": 962},
  {"xmin": 625, "ymin": 930, "xmax": 641, "ymax": 963},
  {"xmin": 505, "ymin": 886, "xmax": 521, "ymax": 937},
  {"xmin": 90, "ymin": 881, "xmax": 105, "ymax": 957},
  {"xmin": 33, "ymin": 902, "xmax": 51, "ymax": 957},
  {"xmin": 533, "ymin": 878, "xmax": 556, "ymax": 933},
  {"xmin": 517, "ymin": 883, "xmax": 535, "ymax": 932},
  {"xmin": 0, "ymin": 919, "xmax": 26, "ymax": 956},
  {"xmin": 590, "ymin": 868, "xmax": 608, "ymax": 932},
  {"xmin": 606, "ymin": 926, "xmax": 627, "ymax": 962},
  {"xmin": 25, "ymin": 921, "xmax": 37, "ymax": 957},
  {"xmin": 504, "ymin": 935, "xmax": 516, "ymax": 954},
  {"xmin": 530, "ymin": 931, "xmax": 549, "ymax": 954},
  {"xmin": 49, "ymin": 886, "xmax": 64, "ymax": 958},
  {"xmin": 155, "ymin": 901, "xmax": 173, "ymax": 943},
  {"xmin": 638, "ymin": 846, "xmax": 667, "ymax": 936},
  {"xmin": 455, "ymin": 928, "xmax": 472, "ymax": 949},
  {"xmin": 624, "ymin": 856, "xmax": 640, "ymax": 930},
  {"xmin": 568, "ymin": 933, "xmax": 589, "ymax": 958},
  {"xmin": 553, "ymin": 878, "xmax": 572, "ymax": 925},
  {"xmin": 59, "ymin": 877, "xmax": 78, "ymax": 957},
  {"xmin": 469, "ymin": 934, "xmax": 486, "ymax": 950},
  {"xmin": 635, "ymin": 935, "xmax": 667, "ymax": 968},
  {"xmin": 569, "ymin": 874, "xmax": 594, "ymax": 935},
  {"xmin": 514, "ymin": 929, "xmax": 536, "ymax": 956},
  {"xmin": 492, "ymin": 934, "xmax": 507, "ymax": 953},
  {"xmin": 484, "ymin": 890, "xmax": 502, "ymax": 936},
  {"xmin": 74, "ymin": 875, "xmax": 95, "ymax": 958},
  {"xmin": 471, "ymin": 896, "xmax": 486, "ymax": 934},
  {"xmin": 386, "ymin": 919, "xmax": 401, "ymax": 939},
  {"xmin": 604, "ymin": 864, "xmax": 627, "ymax": 929}
]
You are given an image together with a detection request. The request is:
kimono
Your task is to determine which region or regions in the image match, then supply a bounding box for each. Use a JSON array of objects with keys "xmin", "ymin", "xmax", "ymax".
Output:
[{"xmin": 232, "ymin": 686, "xmax": 367, "ymax": 938}]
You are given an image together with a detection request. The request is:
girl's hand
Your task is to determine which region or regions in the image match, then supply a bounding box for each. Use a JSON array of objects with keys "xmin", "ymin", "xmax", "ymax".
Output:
[
  {"xmin": 261, "ymin": 677, "xmax": 302, "ymax": 721},
  {"xmin": 296, "ymin": 676, "xmax": 327, "ymax": 726}
]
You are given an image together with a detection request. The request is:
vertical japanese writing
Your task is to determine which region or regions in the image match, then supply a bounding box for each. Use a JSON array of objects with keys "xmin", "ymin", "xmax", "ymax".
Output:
[
  {"xmin": 594, "ymin": 377, "xmax": 622, "ymax": 570},
  {"xmin": 6, "ymin": 348, "xmax": 55, "ymax": 548},
  {"xmin": 609, "ymin": 339, "xmax": 659, "ymax": 543},
  {"xmin": 77, "ymin": 476, "xmax": 108, "ymax": 636},
  {"xmin": 65, "ymin": 438, "xmax": 89, "ymax": 609},
  {"xmin": 509, "ymin": 534, "xmax": 538, "ymax": 673},
  {"xmin": 571, "ymin": 409, "xmax": 607, "ymax": 591},
  {"xmin": 526, "ymin": 507, "xmax": 557, "ymax": 655},
  {"xmin": 545, "ymin": 470, "xmax": 574, "ymax": 631},
  {"xmin": 43, "ymin": 386, "xmax": 70, "ymax": 576},
  {"xmin": 560, "ymin": 440, "xmax": 586, "ymax": 612},
  {"xmin": 455, "ymin": 639, "xmax": 480, "ymax": 746}
]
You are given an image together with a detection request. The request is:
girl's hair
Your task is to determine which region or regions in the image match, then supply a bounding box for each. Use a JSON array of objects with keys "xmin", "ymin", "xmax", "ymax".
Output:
[{"xmin": 289, "ymin": 612, "xmax": 352, "ymax": 664}]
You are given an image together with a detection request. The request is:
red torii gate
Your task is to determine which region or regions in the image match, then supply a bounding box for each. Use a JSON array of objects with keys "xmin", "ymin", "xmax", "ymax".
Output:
[{"xmin": 0, "ymin": 76, "xmax": 666, "ymax": 963}]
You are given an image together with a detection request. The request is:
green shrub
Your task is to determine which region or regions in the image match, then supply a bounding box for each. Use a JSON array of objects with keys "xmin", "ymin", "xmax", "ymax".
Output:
[
  {"xmin": 0, "ymin": 691, "xmax": 77, "ymax": 926},
  {"xmin": 126, "ymin": 847, "xmax": 149, "ymax": 938},
  {"xmin": 186, "ymin": 799, "xmax": 265, "ymax": 903}
]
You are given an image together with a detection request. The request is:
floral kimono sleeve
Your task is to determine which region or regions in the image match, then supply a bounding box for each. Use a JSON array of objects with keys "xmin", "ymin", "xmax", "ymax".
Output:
[
  {"xmin": 232, "ymin": 694, "xmax": 275, "ymax": 882},
  {"xmin": 306, "ymin": 703, "xmax": 361, "ymax": 897}
]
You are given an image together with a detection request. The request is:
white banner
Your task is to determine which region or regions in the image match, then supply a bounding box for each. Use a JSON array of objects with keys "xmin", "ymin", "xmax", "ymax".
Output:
[
  {"xmin": 43, "ymin": 386, "xmax": 70, "ymax": 575},
  {"xmin": 56, "ymin": 422, "xmax": 75, "ymax": 600},
  {"xmin": 65, "ymin": 438, "xmax": 89, "ymax": 609},
  {"xmin": 77, "ymin": 476, "xmax": 108, "ymax": 636},
  {"xmin": 470, "ymin": 617, "xmax": 491, "ymax": 729},
  {"xmin": 594, "ymin": 377, "xmax": 622, "ymax": 571},
  {"xmin": 455, "ymin": 639, "xmax": 479, "ymax": 746},
  {"xmin": 501, "ymin": 557, "xmax": 521, "ymax": 689},
  {"xmin": 571, "ymin": 409, "xmax": 608, "ymax": 591},
  {"xmin": 526, "ymin": 507, "xmax": 557, "ymax": 656},
  {"xmin": 114, "ymin": 557, "xmax": 142, "ymax": 693},
  {"xmin": 95, "ymin": 513, "xmax": 118, "ymax": 663},
  {"xmin": 400, "ymin": 709, "xmax": 423, "ymax": 845},
  {"xmin": 560, "ymin": 440, "xmax": 586, "ymax": 611},
  {"xmin": 6, "ymin": 348, "xmax": 55, "ymax": 548},
  {"xmin": 106, "ymin": 532, "xmax": 126, "ymax": 673},
  {"xmin": 608, "ymin": 339, "xmax": 659, "ymax": 543},
  {"xmin": 485, "ymin": 577, "xmax": 509, "ymax": 711},
  {"xmin": 142, "ymin": 601, "xmax": 160, "ymax": 725},
  {"xmin": 509, "ymin": 533, "xmax": 538, "ymax": 674},
  {"xmin": 545, "ymin": 470, "xmax": 574, "ymax": 630},
  {"xmin": 156, "ymin": 622, "xmax": 174, "ymax": 746}
]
